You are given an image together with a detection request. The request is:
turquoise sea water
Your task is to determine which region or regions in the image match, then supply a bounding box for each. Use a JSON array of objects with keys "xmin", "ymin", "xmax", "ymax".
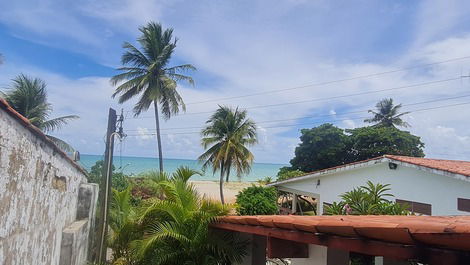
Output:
[{"xmin": 79, "ymin": 154, "xmax": 286, "ymax": 182}]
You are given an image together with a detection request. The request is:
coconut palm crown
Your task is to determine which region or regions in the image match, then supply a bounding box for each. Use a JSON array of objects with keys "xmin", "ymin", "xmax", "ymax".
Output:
[
  {"xmin": 111, "ymin": 21, "xmax": 195, "ymax": 172},
  {"xmin": 198, "ymin": 106, "xmax": 257, "ymax": 204},
  {"xmin": 1, "ymin": 74, "xmax": 79, "ymax": 151},
  {"xmin": 364, "ymin": 98, "xmax": 410, "ymax": 128}
]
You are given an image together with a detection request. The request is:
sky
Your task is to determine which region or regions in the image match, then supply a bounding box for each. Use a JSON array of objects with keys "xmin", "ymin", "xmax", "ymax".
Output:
[{"xmin": 1, "ymin": 0, "xmax": 470, "ymax": 164}]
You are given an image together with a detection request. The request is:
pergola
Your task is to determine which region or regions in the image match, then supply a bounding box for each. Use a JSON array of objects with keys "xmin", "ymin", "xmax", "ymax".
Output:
[{"xmin": 211, "ymin": 215, "xmax": 470, "ymax": 265}]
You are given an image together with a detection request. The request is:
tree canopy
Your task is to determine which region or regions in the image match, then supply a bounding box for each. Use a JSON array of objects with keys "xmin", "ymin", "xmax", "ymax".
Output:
[
  {"xmin": 289, "ymin": 123, "xmax": 350, "ymax": 172},
  {"xmin": 347, "ymin": 125, "xmax": 425, "ymax": 161},
  {"xmin": 289, "ymin": 124, "xmax": 424, "ymax": 172}
]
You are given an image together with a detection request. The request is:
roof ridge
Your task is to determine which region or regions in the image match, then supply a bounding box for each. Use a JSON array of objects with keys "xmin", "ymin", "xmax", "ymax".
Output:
[{"xmin": 386, "ymin": 154, "xmax": 470, "ymax": 163}]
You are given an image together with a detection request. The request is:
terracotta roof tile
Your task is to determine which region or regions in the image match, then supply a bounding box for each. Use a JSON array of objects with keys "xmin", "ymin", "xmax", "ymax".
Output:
[
  {"xmin": 213, "ymin": 215, "xmax": 470, "ymax": 251},
  {"xmin": 385, "ymin": 155, "xmax": 470, "ymax": 177}
]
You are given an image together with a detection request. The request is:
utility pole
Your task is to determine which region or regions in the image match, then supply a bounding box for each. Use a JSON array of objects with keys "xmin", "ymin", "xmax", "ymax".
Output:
[{"xmin": 95, "ymin": 108, "xmax": 118, "ymax": 263}]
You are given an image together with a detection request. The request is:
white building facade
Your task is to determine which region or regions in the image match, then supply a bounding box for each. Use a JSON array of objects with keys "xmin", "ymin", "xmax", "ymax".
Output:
[{"xmin": 270, "ymin": 155, "xmax": 470, "ymax": 216}]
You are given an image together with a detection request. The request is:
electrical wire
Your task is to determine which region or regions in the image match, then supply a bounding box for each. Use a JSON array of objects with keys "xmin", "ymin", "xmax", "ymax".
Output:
[
  {"xmin": 129, "ymin": 77, "xmax": 463, "ymax": 118},
  {"xmin": 124, "ymin": 100, "xmax": 470, "ymax": 137},
  {"xmin": 124, "ymin": 93, "xmax": 470, "ymax": 132},
  {"xmin": 182, "ymin": 55, "xmax": 470, "ymax": 105}
]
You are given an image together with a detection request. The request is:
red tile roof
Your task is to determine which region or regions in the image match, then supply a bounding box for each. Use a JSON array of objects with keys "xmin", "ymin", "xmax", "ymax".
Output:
[
  {"xmin": 0, "ymin": 97, "xmax": 88, "ymax": 176},
  {"xmin": 271, "ymin": 155, "xmax": 470, "ymax": 185},
  {"xmin": 385, "ymin": 155, "xmax": 470, "ymax": 177},
  {"xmin": 212, "ymin": 215, "xmax": 470, "ymax": 251}
]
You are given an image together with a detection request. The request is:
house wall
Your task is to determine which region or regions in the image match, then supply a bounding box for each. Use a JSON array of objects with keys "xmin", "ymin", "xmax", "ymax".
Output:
[
  {"xmin": 0, "ymin": 106, "xmax": 97, "ymax": 265},
  {"xmin": 279, "ymin": 162, "xmax": 470, "ymax": 215}
]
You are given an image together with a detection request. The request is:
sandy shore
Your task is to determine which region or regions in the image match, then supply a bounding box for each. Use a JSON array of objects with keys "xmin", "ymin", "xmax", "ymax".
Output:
[{"xmin": 190, "ymin": 181, "xmax": 254, "ymax": 203}]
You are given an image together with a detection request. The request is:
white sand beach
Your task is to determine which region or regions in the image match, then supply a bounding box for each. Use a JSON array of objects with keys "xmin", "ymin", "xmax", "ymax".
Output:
[{"xmin": 190, "ymin": 181, "xmax": 254, "ymax": 203}]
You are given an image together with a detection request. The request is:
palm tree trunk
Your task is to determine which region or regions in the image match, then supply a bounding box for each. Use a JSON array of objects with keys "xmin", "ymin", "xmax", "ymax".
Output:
[
  {"xmin": 225, "ymin": 165, "xmax": 231, "ymax": 183},
  {"xmin": 219, "ymin": 164, "xmax": 225, "ymax": 204},
  {"xmin": 153, "ymin": 101, "xmax": 164, "ymax": 172}
]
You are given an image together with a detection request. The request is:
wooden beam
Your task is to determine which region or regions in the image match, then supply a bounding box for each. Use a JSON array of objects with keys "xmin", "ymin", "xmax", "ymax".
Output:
[
  {"xmin": 211, "ymin": 222, "xmax": 469, "ymax": 263},
  {"xmin": 267, "ymin": 236, "xmax": 308, "ymax": 258}
]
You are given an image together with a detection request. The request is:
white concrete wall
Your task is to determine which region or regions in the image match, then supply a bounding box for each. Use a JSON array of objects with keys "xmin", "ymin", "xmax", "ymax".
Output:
[
  {"xmin": 0, "ymin": 107, "xmax": 91, "ymax": 264},
  {"xmin": 279, "ymin": 162, "xmax": 470, "ymax": 215}
]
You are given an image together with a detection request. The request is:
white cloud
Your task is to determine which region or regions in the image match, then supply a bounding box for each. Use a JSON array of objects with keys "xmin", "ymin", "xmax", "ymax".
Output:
[
  {"xmin": 136, "ymin": 127, "xmax": 153, "ymax": 141},
  {"xmin": 342, "ymin": 119, "xmax": 357, "ymax": 129},
  {"xmin": 2, "ymin": 1, "xmax": 470, "ymax": 164}
]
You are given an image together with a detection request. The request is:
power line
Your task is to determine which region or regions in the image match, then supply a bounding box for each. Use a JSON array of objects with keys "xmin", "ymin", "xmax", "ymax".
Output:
[
  {"xmin": 125, "ymin": 100, "xmax": 470, "ymax": 136},
  {"xmin": 125, "ymin": 93, "xmax": 470, "ymax": 132},
  {"xmin": 129, "ymin": 77, "xmax": 463, "ymax": 118},
  {"xmin": 182, "ymin": 55, "xmax": 470, "ymax": 105}
]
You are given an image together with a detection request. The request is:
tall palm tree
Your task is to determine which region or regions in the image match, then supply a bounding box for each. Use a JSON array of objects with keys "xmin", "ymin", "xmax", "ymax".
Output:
[
  {"xmin": 111, "ymin": 22, "xmax": 195, "ymax": 172},
  {"xmin": 1, "ymin": 74, "xmax": 79, "ymax": 151},
  {"xmin": 364, "ymin": 98, "xmax": 410, "ymax": 128},
  {"xmin": 198, "ymin": 106, "xmax": 257, "ymax": 204}
]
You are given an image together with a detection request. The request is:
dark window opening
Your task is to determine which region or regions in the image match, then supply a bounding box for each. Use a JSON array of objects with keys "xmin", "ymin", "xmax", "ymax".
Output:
[
  {"xmin": 396, "ymin": 199, "xmax": 432, "ymax": 215},
  {"xmin": 458, "ymin": 198, "xmax": 470, "ymax": 212}
]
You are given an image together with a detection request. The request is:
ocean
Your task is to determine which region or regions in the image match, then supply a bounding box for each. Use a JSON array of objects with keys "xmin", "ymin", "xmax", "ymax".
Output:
[{"xmin": 79, "ymin": 154, "xmax": 286, "ymax": 182}]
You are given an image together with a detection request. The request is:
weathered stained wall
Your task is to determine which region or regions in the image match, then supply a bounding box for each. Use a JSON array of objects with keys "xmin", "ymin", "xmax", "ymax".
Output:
[{"xmin": 0, "ymin": 104, "xmax": 93, "ymax": 264}]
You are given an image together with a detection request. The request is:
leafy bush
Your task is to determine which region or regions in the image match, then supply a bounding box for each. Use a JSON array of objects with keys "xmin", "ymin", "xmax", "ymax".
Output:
[
  {"xmin": 276, "ymin": 168, "xmax": 305, "ymax": 182},
  {"xmin": 323, "ymin": 181, "xmax": 409, "ymax": 215},
  {"xmin": 87, "ymin": 160, "xmax": 129, "ymax": 191},
  {"xmin": 323, "ymin": 181, "xmax": 410, "ymax": 265},
  {"xmin": 236, "ymin": 185, "xmax": 278, "ymax": 215},
  {"xmin": 106, "ymin": 166, "xmax": 247, "ymax": 265},
  {"xmin": 257, "ymin": 176, "xmax": 273, "ymax": 185}
]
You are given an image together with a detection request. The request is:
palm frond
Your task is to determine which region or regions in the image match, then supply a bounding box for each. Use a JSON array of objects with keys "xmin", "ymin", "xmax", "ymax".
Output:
[
  {"xmin": 46, "ymin": 135, "xmax": 75, "ymax": 153},
  {"xmin": 365, "ymin": 98, "xmax": 410, "ymax": 127},
  {"xmin": 40, "ymin": 115, "xmax": 79, "ymax": 133},
  {"xmin": 171, "ymin": 166, "xmax": 201, "ymax": 183}
]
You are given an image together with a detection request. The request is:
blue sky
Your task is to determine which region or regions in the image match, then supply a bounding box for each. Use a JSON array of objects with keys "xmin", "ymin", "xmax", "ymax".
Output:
[{"xmin": 1, "ymin": 0, "xmax": 470, "ymax": 163}]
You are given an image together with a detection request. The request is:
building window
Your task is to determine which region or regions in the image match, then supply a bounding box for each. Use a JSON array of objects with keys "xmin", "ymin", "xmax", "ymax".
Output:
[
  {"xmin": 458, "ymin": 198, "xmax": 470, "ymax": 212},
  {"xmin": 396, "ymin": 199, "xmax": 432, "ymax": 215},
  {"xmin": 322, "ymin": 202, "xmax": 332, "ymax": 214}
]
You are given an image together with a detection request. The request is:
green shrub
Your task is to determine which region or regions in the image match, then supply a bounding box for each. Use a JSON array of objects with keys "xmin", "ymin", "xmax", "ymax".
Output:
[
  {"xmin": 236, "ymin": 185, "xmax": 278, "ymax": 215},
  {"xmin": 257, "ymin": 176, "xmax": 273, "ymax": 185},
  {"xmin": 87, "ymin": 160, "xmax": 129, "ymax": 191},
  {"xmin": 276, "ymin": 168, "xmax": 305, "ymax": 182}
]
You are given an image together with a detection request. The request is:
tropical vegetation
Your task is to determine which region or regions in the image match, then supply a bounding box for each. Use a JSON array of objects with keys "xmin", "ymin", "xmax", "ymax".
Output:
[
  {"xmin": 286, "ymin": 120, "xmax": 424, "ymax": 173},
  {"xmin": 323, "ymin": 181, "xmax": 409, "ymax": 215},
  {"xmin": 275, "ymin": 167, "xmax": 305, "ymax": 182},
  {"xmin": 1, "ymin": 74, "xmax": 79, "ymax": 152},
  {"xmin": 88, "ymin": 160, "xmax": 130, "ymax": 191},
  {"xmin": 324, "ymin": 181, "xmax": 409, "ymax": 265},
  {"xmin": 236, "ymin": 185, "xmax": 278, "ymax": 215},
  {"xmin": 106, "ymin": 166, "xmax": 247, "ymax": 265},
  {"xmin": 347, "ymin": 125, "xmax": 424, "ymax": 161},
  {"xmin": 111, "ymin": 21, "xmax": 195, "ymax": 172},
  {"xmin": 199, "ymin": 106, "xmax": 257, "ymax": 204},
  {"xmin": 364, "ymin": 98, "xmax": 410, "ymax": 128}
]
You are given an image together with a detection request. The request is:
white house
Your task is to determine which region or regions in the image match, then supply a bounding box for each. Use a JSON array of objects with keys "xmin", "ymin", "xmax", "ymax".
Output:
[{"xmin": 269, "ymin": 155, "xmax": 470, "ymax": 216}]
